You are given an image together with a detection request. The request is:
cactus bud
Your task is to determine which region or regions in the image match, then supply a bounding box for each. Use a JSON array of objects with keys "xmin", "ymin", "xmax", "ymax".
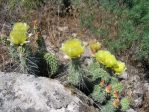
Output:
[
  {"xmin": 113, "ymin": 99, "xmax": 120, "ymax": 108},
  {"xmin": 113, "ymin": 90, "xmax": 119, "ymax": 99},
  {"xmin": 105, "ymin": 85, "xmax": 112, "ymax": 93},
  {"xmin": 89, "ymin": 39, "xmax": 101, "ymax": 54},
  {"xmin": 99, "ymin": 80, "xmax": 105, "ymax": 88}
]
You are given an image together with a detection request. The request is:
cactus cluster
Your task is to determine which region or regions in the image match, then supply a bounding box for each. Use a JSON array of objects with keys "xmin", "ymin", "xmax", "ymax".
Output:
[
  {"xmin": 61, "ymin": 39, "xmax": 129, "ymax": 111},
  {"xmin": 8, "ymin": 22, "xmax": 129, "ymax": 112},
  {"xmin": 61, "ymin": 39, "xmax": 85, "ymax": 86},
  {"xmin": 9, "ymin": 23, "xmax": 42, "ymax": 75},
  {"xmin": 88, "ymin": 61, "xmax": 129, "ymax": 112},
  {"xmin": 8, "ymin": 22, "xmax": 59, "ymax": 77}
]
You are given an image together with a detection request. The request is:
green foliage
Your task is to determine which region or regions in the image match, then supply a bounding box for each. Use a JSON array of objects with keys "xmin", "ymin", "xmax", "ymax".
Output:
[
  {"xmin": 44, "ymin": 52, "xmax": 59, "ymax": 76},
  {"xmin": 87, "ymin": 62, "xmax": 110, "ymax": 82},
  {"xmin": 121, "ymin": 98, "xmax": 130, "ymax": 111},
  {"xmin": 99, "ymin": 0, "xmax": 122, "ymax": 13},
  {"xmin": 99, "ymin": 0, "xmax": 149, "ymax": 65},
  {"xmin": 138, "ymin": 32, "xmax": 149, "ymax": 64},
  {"xmin": 104, "ymin": 19, "xmax": 139, "ymax": 54},
  {"xmin": 80, "ymin": 12, "xmax": 94, "ymax": 29},
  {"xmin": 71, "ymin": 0, "xmax": 149, "ymax": 65},
  {"xmin": 71, "ymin": 0, "xmax": 81, "ymax": 7}
]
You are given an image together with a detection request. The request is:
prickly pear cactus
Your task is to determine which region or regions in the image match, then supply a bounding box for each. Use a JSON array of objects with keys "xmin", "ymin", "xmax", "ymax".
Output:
[
  {"xmin": 67, "ymin": 60, "xmax": 83, "ymax": 86},
  {"xmin": 101, "ymin": 101, "xmax": 115, "ymax": 112},
  {"xmin": 87, "ymin": 62, "xmax": 110, "ymax": 83},
  {"xmin": 88, "ymin": 60, "xmax": 130, "ymax": 112},
  {"xmin": 90, "ymin": 85, "xmax": 106, "ymax": 103}
]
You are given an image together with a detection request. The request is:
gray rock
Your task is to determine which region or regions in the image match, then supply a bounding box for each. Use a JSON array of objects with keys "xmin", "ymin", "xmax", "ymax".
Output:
[
  {"xmin": 122, "ymin": 74, "xmax": 144, "ymax": 108},
  {"xmin": 130, "ymin": 75, "xmax": 140, "ymax": 83},
  {"xmin": 144, "ymin": 82, "xmax": 149, "ymax": 101},
  {"xmin": 0, "ymin": 72, "xmax": 96, "ymax": 112},
  {"xmin": 134, "ymin": 97, "xmax": 143, "ymax": 107},
  {"xmin": 144, "ymin": 83, "xmax": 149, "ymax": 92},
  {"xmin": 119, "ymin": 72, "xmax": 129, "ymax": 79},
  {"xmin": 126, "ymin": 108, "xmax": 137, "ymax": 112},
  {"xmin": 82, "ymin": 46, "xmax": 92, "ymax": 58},
  {"xmin": 125, "ymin": 75, "xmax": 144, "ymax": 107}
]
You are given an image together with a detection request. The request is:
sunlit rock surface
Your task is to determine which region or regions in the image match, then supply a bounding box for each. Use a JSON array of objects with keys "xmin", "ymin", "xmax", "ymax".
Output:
[{"xmin": 0, "ymin": 72, "xmax": 96, "ymax": 112}]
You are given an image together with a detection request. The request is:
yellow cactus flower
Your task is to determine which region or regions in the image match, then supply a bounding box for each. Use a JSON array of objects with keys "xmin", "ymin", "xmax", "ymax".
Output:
[
  {"xmin": 95, "ymin": 50, "xmax": 111, "ymax": 64},
  {"xmin": 10, "ymin": 22, "xmax": 29, "ymax": 45},
  {"xmin": 89, "ymin": 39, "xmax": 101, "ymax": 54},
  {"xmin": 113, "ymin": 61, "xmax": 126, "ymax": 75},
  {"xmin": 104, "ymin": 54, "xmax": 117, "ymax": 68},
  {"xmin": 95, "ymin": 50, "xmax": 117, "ymax": 67},
  {"xmin": 10, "ymin": 31, "xmax": 27, "ymax": 45},
  {"xmin": 61, "ymin": 38, "xmax": 84, "ymax": 58},
  {"xmin": 12, "ymin": 22, "xmax": 29, "ymax": 32}
]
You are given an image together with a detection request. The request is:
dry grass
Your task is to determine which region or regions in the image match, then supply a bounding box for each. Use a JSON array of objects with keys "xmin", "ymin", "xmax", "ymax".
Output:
[
  {"xmin": 0, "ymin": 45, "xmax": 10, "ymax": 71},
  {"xmin": 0, "ymin": 23, "xmax": 11, "ymax": 71}
]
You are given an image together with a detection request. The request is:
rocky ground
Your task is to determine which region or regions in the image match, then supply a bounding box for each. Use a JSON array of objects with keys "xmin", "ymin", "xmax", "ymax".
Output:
[
  {"xmin": 121, "ymin": 65, "xmax": 149, "ymax": 112},
  {"xmin": 0, "ymin": 72, "xmax": 97, "ymax": 112},
  {"xmin": 0, "ymin": 64, "xmax": 148, "ymax": 112}
]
